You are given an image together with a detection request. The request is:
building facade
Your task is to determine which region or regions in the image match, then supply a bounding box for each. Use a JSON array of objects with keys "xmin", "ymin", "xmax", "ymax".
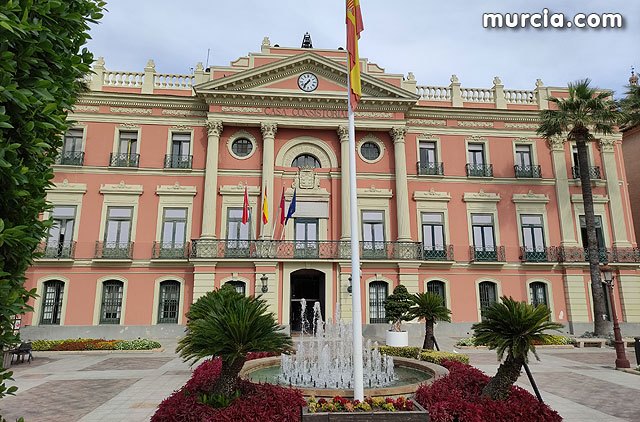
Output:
[{"xmin": 22, "ymin": 37, "xmax": 640, "ymax": 339}]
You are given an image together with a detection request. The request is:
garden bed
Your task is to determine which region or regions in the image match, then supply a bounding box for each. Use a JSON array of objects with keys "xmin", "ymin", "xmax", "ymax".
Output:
[
  {"xmin": 302, "ymin": 398, "xmax": 428, "ymax": 421},
  {"xmin": 32, "ymin": 338, "xmax": 162, "ymax": 351},
  {"xmin": 455, "ymin": 335, "xmax": 574, "ymax": 349}
]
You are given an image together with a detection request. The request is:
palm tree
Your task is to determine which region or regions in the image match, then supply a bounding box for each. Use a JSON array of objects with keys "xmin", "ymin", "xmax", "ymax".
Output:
[
  {"xmin": 537, "ymin": 79, "xmax": 618, "ymax": 337},
  {"xmin": 472, "ymin": 297, "xmax": 563, "ymax": 400},
  {"xmin": 620, "ymin": 82, "xmax": 640, "ymax": 128},
  {"xmin": 408, "ymin": 292, "xmax": 451, "ymax": 350},
  {"xmin": 177, "ymin": 286, "xmax": 292, "ymax": 398}
]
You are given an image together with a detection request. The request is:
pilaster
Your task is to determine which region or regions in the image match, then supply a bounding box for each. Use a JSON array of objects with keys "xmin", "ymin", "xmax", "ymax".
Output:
[
  {"xmin": 255, "ymin": 262, "xmax": 279, "ymax": 319},
  {"xmin": 618, "ymin": 274, "xmax": 640, "ymax": 323},
  {"xmin": 260, "ymin": 123, "xmax": 277, "ymax": 239},
  {"xmin": 548, "ymin": 136, "xmax": 578, "ymax": 246},
  {"xmin": 564, "ymin": 274, "xmax": 589, "ymax": 323},
  {"xmin": 390, "ymin": 126, "xmax": 411, "ymax": 241},
  {"xmin": 338, "ymin": 126, "xmax": 351, "ymax": 240},
  {"xmin": 201, "ymin": 120, "xmax": 223, "ymax": 238},
  {"xmin": 338, "ymin": 264, "xmax": 353, "ymax": 322},
  {"xmin": 599, "ymin": 137, "xmax": 631, "ymax": 247},
  {"xmin": 397, "ymin": 263, "xmax": 420, "ymax": 294},
  {"xmin": 193, "ymin": 265, "xmax": 217, "ymax": 301}
]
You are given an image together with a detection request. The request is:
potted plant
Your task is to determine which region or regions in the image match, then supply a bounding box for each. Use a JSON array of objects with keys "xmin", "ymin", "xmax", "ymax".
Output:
[{"xmin": 384, "ymin": 285, "xmax": 413, "ymax": 347}]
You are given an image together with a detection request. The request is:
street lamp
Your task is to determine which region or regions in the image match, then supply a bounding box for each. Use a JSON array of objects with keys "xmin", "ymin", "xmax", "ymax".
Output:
[
  {"xmin": 260, "ymin": 273, "xmax": 268, "ymax": 293},
  {"xmin": 600, "ymin": 264, "xmax": 631, "ymax": 369},
  {"xmin": 347, "ymin": 276, "xmax": 352, "ymax": 294}
]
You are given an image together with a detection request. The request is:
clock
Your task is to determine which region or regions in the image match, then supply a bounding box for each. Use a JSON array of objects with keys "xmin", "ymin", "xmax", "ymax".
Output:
[{"xmin": 297, "ymin": 72, "xmax": 318, "ymax": 92}]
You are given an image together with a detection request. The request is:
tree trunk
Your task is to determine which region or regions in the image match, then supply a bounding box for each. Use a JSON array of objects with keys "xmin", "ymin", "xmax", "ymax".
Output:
[
  {"xmin": 212, "ymin": 358, "xmax": 246, "ymax": 398},
  {"xmin": 423, "ymin": 319, "xmax": 434, "ymax": 350},
  {"xmin": 481, "ymin": 354, "xmax": 524, "ymax": 400},
  {"xmin": 576, "ymin": 137, "xmax": 608, "ymax": 337}
]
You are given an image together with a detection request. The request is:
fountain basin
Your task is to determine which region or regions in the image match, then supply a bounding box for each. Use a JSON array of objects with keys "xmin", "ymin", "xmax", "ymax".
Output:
[{"xmin": 240, "ymin": 356, "xmax": 448, "ymax": 399}]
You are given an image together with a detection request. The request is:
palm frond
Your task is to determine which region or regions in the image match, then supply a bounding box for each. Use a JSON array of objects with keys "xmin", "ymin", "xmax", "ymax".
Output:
[{"xmin": 408, "ymin": 292, "xmax": 452, "ymax": 322}]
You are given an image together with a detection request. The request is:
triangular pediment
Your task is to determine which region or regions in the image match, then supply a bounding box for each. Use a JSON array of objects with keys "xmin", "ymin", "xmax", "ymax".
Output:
[{"xmin": 195, "ymin": 52, "xmax": 418, "ymax": 105}]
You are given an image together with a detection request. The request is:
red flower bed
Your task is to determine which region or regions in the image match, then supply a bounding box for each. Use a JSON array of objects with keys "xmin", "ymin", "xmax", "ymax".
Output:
[
  {"xmin": 152, "ymin": 357, "xmax": 306, "ymax": 422},
  {"xmin": 415, "ymin": 360, "xmax": 562, "ymax": 422}
]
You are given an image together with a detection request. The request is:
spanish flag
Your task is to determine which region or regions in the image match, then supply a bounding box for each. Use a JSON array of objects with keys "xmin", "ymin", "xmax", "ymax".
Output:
[
  {"xmin": 346, "ymin": 0, "xmax": 364, "ymax": 110},
  {"xmin": 262, "ymin": 187, "xmax": 269, "ymax": 224}
]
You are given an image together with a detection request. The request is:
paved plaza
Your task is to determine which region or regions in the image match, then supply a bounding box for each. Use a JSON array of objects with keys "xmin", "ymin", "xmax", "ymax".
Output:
[{"xmin": 1, "ymin": 339, "xmax": 639, "ymax": 421}]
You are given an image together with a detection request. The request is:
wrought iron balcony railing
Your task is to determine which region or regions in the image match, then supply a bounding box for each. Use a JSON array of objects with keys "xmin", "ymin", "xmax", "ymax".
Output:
[
  {"xmin": 558, "ymin": 246, "xmax": 610, "ymax": 263},
  {"xmin": 36, "ymin": 241, "xmax": 76, "ymax": 259},
  {"xmin": 519, "ymin": 246, "xmax": 559, "ymax": 263},
  {"xmin": 152, "ymin": 241, "xmax": 190, "ymax": 259},
  {"xmin": 109, "ymin": 153, "xmax": 140, "ymax": 168},
  {"xmin": 95, "ymin": 241, "xmax": 134, "ymax": 259},
  {"xmin": 469, "ymin": 245, "xmax": 506, "ymax": 262},
  {"xmin": 466, "ymin": 163, "xmax": 493, "ymax": 177},
  {"xmin": 164, "ymin": 154, "xmax": 193, "ymax": 169},
  {"xmin": 514, "ymin": 165, "xmax": 542, "ymax": 178},
  {"xmin": 417, "ymin": 161, "xmax": 444, "ymax": 176},
  {"xmin": 571, "ymin": 166, "xmax": 601, "ymax": 179},
  {"xmin": 56, "ymin": 151, "xmax": 85, "ymax": 166},
  {"xmin": 422, "ymin": 245, "xmax": 454, "ymax": 261},
  {"xmin": 612, "ymin": 247, "xmax": 640, "ymax": 263}
]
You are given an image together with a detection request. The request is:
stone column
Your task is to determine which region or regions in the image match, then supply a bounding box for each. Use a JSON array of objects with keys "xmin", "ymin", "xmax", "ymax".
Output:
[
  {"xmin": 338, "ymin": 126, "xmax": 351, "ymax": 240},
  {"xmin": 549, "ymin": 136, "xmax": 577, "ymax": 246},
  {"xmin": 200, "ymin": 120, "xmax": 223, "ymax": 238},
  {"xmin": 260, "ymin": 122, "xmax": 277, "ymax": 239},
  {"xmin": 390, "ymin": 126, "xmax": 411, "ymax": 241},
  {"xmin": 599, "ymin": 138, "xmax": 631, "ymax": 247}
]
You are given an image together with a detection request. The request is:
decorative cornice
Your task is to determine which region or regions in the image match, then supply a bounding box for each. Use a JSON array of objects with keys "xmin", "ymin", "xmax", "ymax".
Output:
[
  {"xmin": 419, "ymin": 133, "xmax": 440, "ymax": 142},
  {"xmin": 48, "ymin": 179, "xmax": 87, "ymax": 194},
  {"xmin": 219, "ymin": 183, "xmax": 261, "ymax": 196},
  {"xmin": 206, "ymin": 120, "xmax": 223, "ymax": 136},
  {"xmin": 109, "ymin": 107, "xmax": 152, "ymax": 115},
  {"xmin": 512, "ymin": 191, "xmax": 550, "ymax": 204},
  {"xmin": 413, "ymin": 189, "xmax": 451, "ymax": 202},
  {"xmin": 162, "ymin": 109, "xmax": 207, "ymax": 117},
  {"xmin": 463, "ymin": 190, "xmax": 501, "ymax": 203},
  {"xmin": 100, "ymin": 181, "xmax": 143, "ymax": 195},
  {"xmin": 465, "ymin": 134, "xmax": 488, "ymax": 143},
  {"xmin": 72, "ymin": 105, "xmax": 100, "ymax": 113},
  {"xmin": 171, "ymin": 124, "xmax": 193, "ymax": 131},
  {"xmin": 571, "ymin": 194, "xmax": 609, "ymax": 204},
  {"xmin": 156, "ymin": 182, "xmax": 197, "ymax": 196},
  {"xmin": 505, "ymin": 122, "xmax": 539, "ymax": 130},
  {"xmin": 458, "ymin": 121, "xmax": 494, "ymax": 128},
  {"xmin": 357, "ymin": 186, "xmax": 393, "ymax": 198},
  {"xmin": 260, "ymin": 122, "xmax": 278, "ymax": 139},
  {"xmin": 406, "ymin": 119, "xmax": 447, "ymax": 127},
  {"xmin": 221, "ymin": 106, "xmax": 264, "ymax": 113}
]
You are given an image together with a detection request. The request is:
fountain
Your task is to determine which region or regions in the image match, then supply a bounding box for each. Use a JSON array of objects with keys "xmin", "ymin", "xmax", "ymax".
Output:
[{"xmin": 241, "ymin": 299, "xmax": 443, "ymax": 398}]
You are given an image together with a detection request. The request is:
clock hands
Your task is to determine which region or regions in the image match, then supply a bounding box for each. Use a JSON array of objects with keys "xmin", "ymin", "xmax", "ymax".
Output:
[{"xmin": 303, "ymin": 79, "xmax": 311, "ymax": 89}]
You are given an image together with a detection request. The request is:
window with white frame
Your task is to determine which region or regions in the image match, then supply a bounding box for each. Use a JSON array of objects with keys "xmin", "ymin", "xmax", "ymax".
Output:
[
  {"xmin": 362, "ymin": 211, "xmax": 385, "ymax": 257},
  {"xmin": 158, "ymin": 280, "xmax": 180, "ymax": 323},
  {"xmin": 40, "ymin": 280, "xmax": 64, "ymax": 325},
  {"xmin": 426, "ymin": 280, "xmax": 446, "ymax": 305},
  {"xmin": 369, "ymin": 281, "xmax": 388, "ymax": 323},
  {"xmin": 521, "ymin": 215, "xmax": 546, "ymax": 261},
  {"xmin": 168, "ymin": 133, "xmax": 191, "ymax": 168},
  {"xmin": 421, "ymin": 212, "xmax": 446, "ymax": 259},
  {"xmin": 46, "ymin": 206, "xmax": 76, "ymax": 258},
  {"xmin": 100, "ymin": 280, "xmax": 124, "ymax": 324},
  {"xmin": 225, "ymin": 280, "xmax": 246, "ymax": 296}
]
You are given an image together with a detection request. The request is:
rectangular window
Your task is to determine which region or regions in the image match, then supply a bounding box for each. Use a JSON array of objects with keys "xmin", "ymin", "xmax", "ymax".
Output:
[
  {"xmin": 467, "ymin": 143, "xmax": 485, "ymax": 165},
  {"xmin": 521, "ymin": 215, "xmax": 547, "ymax": 261},
  {"xmin": 579, "ymin": 215, "xmax": 606, "ymax": 262},
  {"xmin": 63, "ymin": 129, "xmax": 83, "ymax": 153},
  {"xmin": 158, "ymin": 281, "xmax": 180, "ymax": 324},
  {"xmin": 422, "ymin": 213, "xmax": 445, "ymax": 259},
  {"xmin": 419, "ymin": 141, "xmax": 437, "ymax": 164},
  {"xmin": 103, "ymin": 207, "xmax": 133, "ymax": 258},
  {"xmin": 515, "ymin": 145, "xmax": 532, "ymax": 168},
  {"xmin": 100, "ymin": 281, "xmax": 123, "ymax": 324},
  {"xmin": 294, "ymin": 218, "xmax": 319, "ymax": 258},
  {"xmin": 40, "ymin": 281, "xmax": 64, "ymax": 325},
  {"xmin": 226, "ymin": 208, "xmax": 250, "ymax": 256},
  {"xmin": 161, "ymin": 208, "xmax": 187, "ymax": 246},
  {"xmin": 46, "ymin": 206, "xmax": 76, "ymax": 258},
  {"xmin": 168, "ymin": 133, "xmax": 192, "ymax": 169},
  {"xmin": 118, "ymin": 131, "xmax": 138, "ymax": 155},
  {"xmin": 362, "ymin": 211, "xmax": 385, "ymax": 257},
  {"xmin": 472, "ymin": 214, "xmax": 496, "ymax": 260}
]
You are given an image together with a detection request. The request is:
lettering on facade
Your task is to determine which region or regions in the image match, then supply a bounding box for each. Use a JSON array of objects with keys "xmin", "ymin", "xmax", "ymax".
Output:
[{"xmin": 220, "ymin": 106, "xmax": 393, "ymax": 119}]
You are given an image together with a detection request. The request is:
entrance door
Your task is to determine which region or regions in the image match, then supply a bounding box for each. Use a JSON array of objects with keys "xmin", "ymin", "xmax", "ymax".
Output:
[{"xmin": 290, "ymin": 269, "xmax": 325, "ymax": 332}]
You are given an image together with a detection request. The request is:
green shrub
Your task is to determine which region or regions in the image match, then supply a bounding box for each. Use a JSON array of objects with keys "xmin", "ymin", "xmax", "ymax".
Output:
[
  {"xmin": 31, "ymin": 338, "xmax": 161, "ymax": 351},
  {"xmin": 454, "ymin": 337, "xmax": 478, "ymax": 347},
  {"xmin": 378, "ymin": 346, "xmax": 421, "ymax": 359},
  {"xmin": 455, "ymin": 335, "xmax": 574, "ymax": 347},
  {"xmin": 115, "ymin": 339, "xmax": 162, "ymax": 350},
  {"xmin": 419, "ymin": 350, "xmax": 469, "ymax": 365}
]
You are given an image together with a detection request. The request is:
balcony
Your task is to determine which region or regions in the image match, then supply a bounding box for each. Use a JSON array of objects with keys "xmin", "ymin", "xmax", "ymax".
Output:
[
  {"xmin": 514, "ymin": 165, "xmax": 542, "ymax": 178},
  {"xmin": 109, "ymin": 153, "xmax": 140, "ymax": 168},
  {"xmin": 422, "ymin": 245, "xmax": 454, "ymax": 261},
  {"xmin": 95, "ymin": 241, "xmax": 134, "ymax": 259},
  {"xmin": 519, "ymin": 246, "xmax": 559, "ymax": 263},
  {"xmin": 469, "ymin": 246, "xmax": 505, "ymax": 262},
  {"xmin": 571, "ymin": 166, "xmax": 601, "ymax": 179},
  {"xmin": 56, "ymin": 151, "xmax": 85, "ymax": 166},
  {"xmin": 36, "ymin": 241, "xmax": 76, "ymax": 259},
  {"xmin": 152, "ymin": 241, "xmax": 190, "ymax": 259},
  {"xmin": 558, "ymin": 246, "xmax": 609, "ymax": 263},
  {"xmin": 466, "ymin": 163, "xmax": 493, "ymax": 177},
  {"xmin": 417, "ymin": 161, "xmax": 444, "ymax": 176},
  {"xmin": 164, "ymin": 154, "xmax": 193, "ymax": 169}
]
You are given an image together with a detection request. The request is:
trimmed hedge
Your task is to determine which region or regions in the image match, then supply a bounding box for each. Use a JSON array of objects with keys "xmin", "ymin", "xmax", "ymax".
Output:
[
  {"xmin": 32, "ymin": 338, "xmax": 161, "ymax": 351},
  {"xmin": 378, "ymin": 346, "xmax": 469, "ymax": 365},
  {"xmin": 455, "ymin": 335, "xmax": 574, "ymax": 347}
]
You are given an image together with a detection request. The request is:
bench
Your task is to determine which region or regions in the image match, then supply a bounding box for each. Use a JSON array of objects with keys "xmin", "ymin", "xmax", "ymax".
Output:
[
  {"xmin": 10, "ymin": 342, "xmax": 32, "ymax": 364},
  {"xmin": 574, "ymin": 338, "xmax": 607, "ymax": 348}
]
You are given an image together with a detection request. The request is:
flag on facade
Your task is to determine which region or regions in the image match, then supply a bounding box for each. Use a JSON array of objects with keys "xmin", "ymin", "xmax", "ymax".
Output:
[
  {"xmin": 279, "ymin": 187, "xmax": 286, "ymax": 225},
  {"xmin": 285, "ymin": 188, "xmax": 297, "ymax": 225},
  {"xmin": 346, "ymin": 0, "xmax": 364, "ymax": 110},
  {"xmin": 242, "ymin": 186, "xmax": 249, "ymax": 225},
  {"xmin": 262, "ymin": 187, "xmax": 269, "ymax": 224}
]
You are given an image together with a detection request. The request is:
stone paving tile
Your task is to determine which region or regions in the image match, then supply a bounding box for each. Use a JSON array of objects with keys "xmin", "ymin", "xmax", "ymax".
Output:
[
  {"xmin": 548, "ymin": 352, "xmax": 617, "ymax": 365},
  {"xmin": 0, "ymin": 378, "xmax": 138, "ymax": 422},
  {"xmin": 519, "ymin": 372, "xmax": 640, "ymax": 421},
  {"xmin": 80, "ymin": 356, "xmax": 173, "ymax": 371},
  {"xmin": 8, "ymin": 356, "xmax": 58, "ymax": 371}
]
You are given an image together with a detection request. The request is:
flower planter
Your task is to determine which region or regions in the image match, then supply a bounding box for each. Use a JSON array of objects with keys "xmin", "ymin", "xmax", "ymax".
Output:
[
  {"xmin": 385, "ymin": 330, "xmax": 409, "ymax": 347},
  {"xmin": 301, "ymin": 400, "xmax": 429, "ymax": 421}
]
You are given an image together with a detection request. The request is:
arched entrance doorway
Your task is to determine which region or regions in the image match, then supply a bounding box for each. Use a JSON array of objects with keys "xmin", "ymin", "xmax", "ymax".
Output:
[{"xmin": 290, "ymin": 269, "xmax": 325, "ymax": 332}]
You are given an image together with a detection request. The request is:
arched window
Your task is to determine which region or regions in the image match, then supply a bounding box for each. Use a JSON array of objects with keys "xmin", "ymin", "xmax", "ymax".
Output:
[
  {"xmin": 41, "ymin": 280, "xmax": 64, "ymax": 325},
  {"xmin": 478, "ymin": 281, "xmax": 497, "ymax": 319},
  {"xmin": 158, "ymin": 280, "xmax": 180, "ymax": 323},
  {"xmin": 426, "ymin": 280, "xmax": 446, "ymax": 305},
  {"xmin": 529, "ymin": 282, "xmax": 548, "ymax": 308},
  {"xmin": 224, "ymin": 280, "xmax": 246, "ymax": 296},
  {"xmin": 100, "ymin": 280, "xmax": 124, "ymax": 324},
  {"xmin": 369, "ymin": 281, "xmax": 388, "ymax": 323},
  {"xmin": 292, "ymin": 154, "xmax": 320, "ymax": 168}
]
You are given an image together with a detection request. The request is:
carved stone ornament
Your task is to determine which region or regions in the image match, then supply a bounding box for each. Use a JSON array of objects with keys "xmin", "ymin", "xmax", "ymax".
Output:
[
  {"xmin": 466, "ymin": 134, "xmax": 488, "ymax": 143},
  {"xmin": 337, "ymin": 125, "xmax": 349, "ymax": 142},
  {"xmin": 390, "ymin": 126, "xmax": 407, "ymax": 143},
  {"xmin": 463, "ymin": 190, "xmax": 501, "ymax": 202},
  {"xmin": 206, "ymin": 120, "xmax": 223, "ymax": 136},
  {"xmin": 407, "ymin": 119, "xmax": 446, "ymax": 126},
  {"xmin": 504, "ymin": 122, "xmax": 539, "ymax": 130},
  {"xmin": 298, "ymin": 168, "xmax": 319, "ymax": 190},
  {"xmin": 547, "ymin": 135, "xmax": 565, "ymax": 151},
  {"xmin": 110, "ymin": 107, "xmax": 152, "ymax": 115},
  {"xmin": 458, "ymin": 121, "xmax": 494, "ymax": 128},
  {"xmin": 119, "ymin": 122, "xmax": 139, "ymax": 129},
  {"xmin": 171, "ymin": 125, "xmax": 192, "ymax": 131},
  {"xmin": 260, "ymin": 122, "xmax": 278, "ymax": 138},
  {"xmin": 598, "ymin": 137, "xmax": 616, "ymax": 153}
]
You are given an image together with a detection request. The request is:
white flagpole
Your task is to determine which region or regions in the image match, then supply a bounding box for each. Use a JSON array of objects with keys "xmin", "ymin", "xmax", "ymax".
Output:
[{"xmin": 346, "ymin": 43, "xmax": 364, "ymax": 402}]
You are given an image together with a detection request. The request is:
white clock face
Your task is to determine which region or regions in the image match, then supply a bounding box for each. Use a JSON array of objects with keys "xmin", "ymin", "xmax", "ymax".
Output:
[{"xmin": 298, "ymin": 72, "xmax": 318, "ymax": 92}]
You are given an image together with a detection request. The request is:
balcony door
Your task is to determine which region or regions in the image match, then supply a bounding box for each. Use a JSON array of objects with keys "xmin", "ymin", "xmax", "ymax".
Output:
[
  {"xmin": 47, "ymin": 206, "xmax": 75, "ymax": 258},
  {"xmin": 295, "ymin": 218, "xmax": 318, "ymax": 258}
]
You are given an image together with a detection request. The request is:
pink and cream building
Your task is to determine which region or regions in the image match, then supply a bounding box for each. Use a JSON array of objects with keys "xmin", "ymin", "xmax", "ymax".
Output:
[{"xmin": 22, "ymin": 36, "xmax": 640, "ymax": 339}]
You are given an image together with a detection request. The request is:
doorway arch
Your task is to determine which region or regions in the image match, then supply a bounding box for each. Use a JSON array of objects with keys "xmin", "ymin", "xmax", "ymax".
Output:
[{"xmin": 290, "ymin": 269, "xmax": 325, "ymax": 332}]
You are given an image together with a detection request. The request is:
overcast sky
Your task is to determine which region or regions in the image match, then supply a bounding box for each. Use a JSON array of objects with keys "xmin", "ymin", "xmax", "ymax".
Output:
[{"xmin": 86, "ymin": 0, "xmax": 638, "ymax": 96}]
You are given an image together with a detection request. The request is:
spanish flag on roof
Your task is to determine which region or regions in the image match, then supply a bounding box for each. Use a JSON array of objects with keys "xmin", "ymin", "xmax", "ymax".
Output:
[{"xmin": 346, "ymin": 0, "xmax": 364, "ymax": 110}]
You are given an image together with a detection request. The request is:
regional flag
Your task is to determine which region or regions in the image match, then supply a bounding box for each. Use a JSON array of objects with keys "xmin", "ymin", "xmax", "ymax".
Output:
[
  {"xmin": 285, "ymin": 188, "xmax": 297, "ymax": 225},
  {"xmin": 279, "ymin": 187, "xmax": 286, "ymax": 225},
  {"xmin": 242, "ymin": 186, "xmax": 249, "ymax": 225},
  {"xmin": 262, "ymin": 187, "xmax": 269, "ymax": 224},
  {"xmin": 346, "ymin": 0, "xmax": 364, "ymax": 110}
]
